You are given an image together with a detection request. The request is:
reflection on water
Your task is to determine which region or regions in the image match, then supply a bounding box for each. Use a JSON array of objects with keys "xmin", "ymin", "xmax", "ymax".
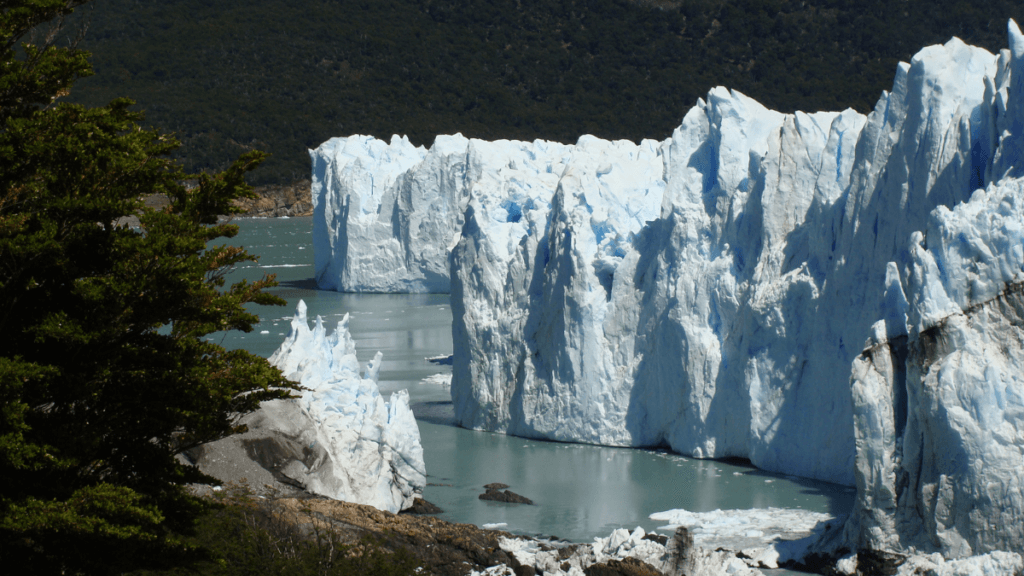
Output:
[
  {"xmin": 419, "ymin": 421, "xmax": 853, "ymax": 542},
  {"xmin": 214, "ymin": 216, "xmax": 855, "ymax": 542}
]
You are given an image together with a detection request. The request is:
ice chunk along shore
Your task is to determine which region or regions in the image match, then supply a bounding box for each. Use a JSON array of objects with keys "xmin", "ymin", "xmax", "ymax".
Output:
[{"xmin": 264, "ymin": 300, "xmax": 426, "ymax": 513}]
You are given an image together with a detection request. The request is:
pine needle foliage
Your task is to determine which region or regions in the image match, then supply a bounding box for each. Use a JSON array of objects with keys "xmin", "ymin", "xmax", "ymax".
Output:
[
  {"xmin": 0, "ymin": 2, "xmax": 299, "ymax": 573},
  {"xmin": 58, "ymin": 0, "xmax": 1024, "ymax": 185}
]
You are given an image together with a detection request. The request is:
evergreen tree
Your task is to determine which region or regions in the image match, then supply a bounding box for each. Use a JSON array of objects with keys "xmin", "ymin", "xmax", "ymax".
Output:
[{"xmin": 0, "ymin": 1, "xmax": 298, "ymax": 572}]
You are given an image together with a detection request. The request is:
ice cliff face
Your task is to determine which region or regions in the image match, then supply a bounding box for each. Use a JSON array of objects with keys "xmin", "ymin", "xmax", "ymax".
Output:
[
  {"xmin": 311, "ymin": 20, "xmax": 1024, "ymax": 559},
  {"xmin": 837, "ymin": 22, "xmax": 1024, "ymax": 560},
  {"xmin": 451, "ymin": 28, "xmax": 1010, "ymax": 489},
  {"xmin": 450, "ymin": 88, "xmax": 871, "ymax": 481},
  {"xmin": 267, "ymin": 300, "xmax": 425, "ymax": 513},
  {"xmin": 845, "ymin": 181, "xmax": 1024, "ymax": 559},
  {"xmin": 310, "ymin": 134, "xmax": 574, "ymax": 292},
  {"xmin": 449, "ymin": 134, "xmax": 666, "ymax": 446}
]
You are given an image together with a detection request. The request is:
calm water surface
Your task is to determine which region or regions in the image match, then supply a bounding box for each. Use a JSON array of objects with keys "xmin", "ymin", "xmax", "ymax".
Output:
[{"xmin": 213, "ymin": 216, "xmax": 855, "ymax": 543}]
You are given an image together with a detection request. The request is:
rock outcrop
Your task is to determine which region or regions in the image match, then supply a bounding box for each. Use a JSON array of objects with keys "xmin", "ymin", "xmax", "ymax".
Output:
[{"xmin": 235, "ymin": 179, "xmax": 313, "ymax": 217}]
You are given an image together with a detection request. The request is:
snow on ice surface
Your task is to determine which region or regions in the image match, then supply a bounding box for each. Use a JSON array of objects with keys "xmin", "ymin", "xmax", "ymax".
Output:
[
  {"xmin": 313, "ymin": 20, "xmax": 1024, "ymax": 562},
  {"xmin": 267, "ymin": 300, "xmax": 425, "ymax": 513},
  {"xmin": 650, "ymin": 508, "xmax": 838, "ymax": 568}
]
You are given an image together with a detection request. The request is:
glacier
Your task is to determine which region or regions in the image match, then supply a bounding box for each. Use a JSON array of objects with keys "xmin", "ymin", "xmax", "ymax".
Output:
[
  {"xmin": 310, "ymin": 133, "xmax": 574, "ymax": 293},
  {"xmin": 448, "ymin": 30, "xmax": 1010, "ymax": 487},
  {"xmin": 264, "ymin": 300, "xmax": 425, "ymax": 513},
  {"xmin": 310, "ymin": 19, "xmax": 1024, "ymax": 563},
  {"xmin": 843, "ymin": 178, "xmax": 1024, "ymax": 557}
]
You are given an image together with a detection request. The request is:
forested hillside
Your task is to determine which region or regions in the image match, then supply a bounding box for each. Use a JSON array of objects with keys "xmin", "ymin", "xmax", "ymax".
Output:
[{"xmin": 63, "ymin": 0, "xmax": 1024, "ymax": 184}]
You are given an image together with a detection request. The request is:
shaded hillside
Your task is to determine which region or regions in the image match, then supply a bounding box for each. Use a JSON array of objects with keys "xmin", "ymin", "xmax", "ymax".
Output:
[{"xmin": 63, "ymin": 0, "xmax": 1024, "ymax": 184}]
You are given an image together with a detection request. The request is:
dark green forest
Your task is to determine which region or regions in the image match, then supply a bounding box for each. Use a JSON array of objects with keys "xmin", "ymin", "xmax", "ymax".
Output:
[{"xmin": 62, "ymin": 0, "xmax": 1024, "ymax": 185}]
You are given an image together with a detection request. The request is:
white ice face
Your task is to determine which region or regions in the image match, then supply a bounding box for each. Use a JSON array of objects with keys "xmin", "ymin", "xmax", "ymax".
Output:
[
  {"xmin": 309, "ymin": 133, "xmax": 576, "ymax": 293},
  {"xmin": 311, "ymin": 20, "xmax": 1024, "ymax": 559},
  {"xmin": 267, "ymin": 300, "xmax": 425, "ymax": 513},
  {"xmin": 449, "ymin": 87, "xmax": 873, "ymax": 481}
]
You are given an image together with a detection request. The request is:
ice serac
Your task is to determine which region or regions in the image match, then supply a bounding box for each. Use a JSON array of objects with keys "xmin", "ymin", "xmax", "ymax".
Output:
[{"xmin": 266, "ymin": 300, "xmax": 425, "ymax": 513}]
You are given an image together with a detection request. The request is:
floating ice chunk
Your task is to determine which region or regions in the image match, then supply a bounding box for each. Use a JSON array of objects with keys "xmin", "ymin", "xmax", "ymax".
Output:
[
  {"xmin": 419, "ymin": 373, "xmax": 452, "ymax": 388},
  {"xmin": 650, "ymin": 507, "xmax": 838, "ymax": 568}
]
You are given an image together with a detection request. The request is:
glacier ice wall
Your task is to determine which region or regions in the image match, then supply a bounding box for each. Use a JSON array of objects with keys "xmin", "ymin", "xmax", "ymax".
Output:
[
  {"xmin": 267, "ymin": 300, "xmax": 425, "ymax": 513},
  {"xmin": 310, "ymin": 133, "xmax": 574, "ymax": 292},
  {"xmin": 838, "ymin": 21, "xmax": 1024, "ymax": 559},
  {"xmin": 450, "ymin": 134, "xmax": 667, "ymax": 447},
  {"xmin": 311, "ymin": 20, "xmax": 1024, "ymax": 557},
  {"xmin": 450, "ymin": 31, "xmax": 1007, "ymax": 488},
  {"xmin": 845, "ymin": 181, "xmax": 1024, "ymax": 558}
]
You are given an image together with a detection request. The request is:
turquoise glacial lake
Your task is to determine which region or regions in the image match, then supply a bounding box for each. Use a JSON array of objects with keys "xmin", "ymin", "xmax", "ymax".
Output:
[{"xmin": 212, "ymin": 215, "xmax": 855, "ymax": 543}]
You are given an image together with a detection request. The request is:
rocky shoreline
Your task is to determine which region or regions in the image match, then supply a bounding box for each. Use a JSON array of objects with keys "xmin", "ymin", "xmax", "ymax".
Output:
[
  {"xmin": 118, "ymin": 179, "xmax": 311, "ymax": 228},
  {"xmin": 183, "ymin": 395, "xmax": 1023, "ymax": 576},
  {"xmin": 220, "ymin": 494, "xmax": 669, "ymax": 576},
  {"xmin": 234, "ymin": 179, "xmax": 312, "ymax": 218},
  {"xmin": 184, "ymin": 420, "xmax": 843, "ymax": 576},
  {"xmin": 195, "ymin": 476, "xmax": 1024, "ymax": 576}
]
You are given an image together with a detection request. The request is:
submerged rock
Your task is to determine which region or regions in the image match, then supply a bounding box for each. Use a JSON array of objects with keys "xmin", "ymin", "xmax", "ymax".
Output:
[
  {"xmin": 479, "ymin": 488, "xmax": 534, "ymax": 505},
  {"xmin": 401, "ymin": 497, "xmax": 443, "ymax": 515}
]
